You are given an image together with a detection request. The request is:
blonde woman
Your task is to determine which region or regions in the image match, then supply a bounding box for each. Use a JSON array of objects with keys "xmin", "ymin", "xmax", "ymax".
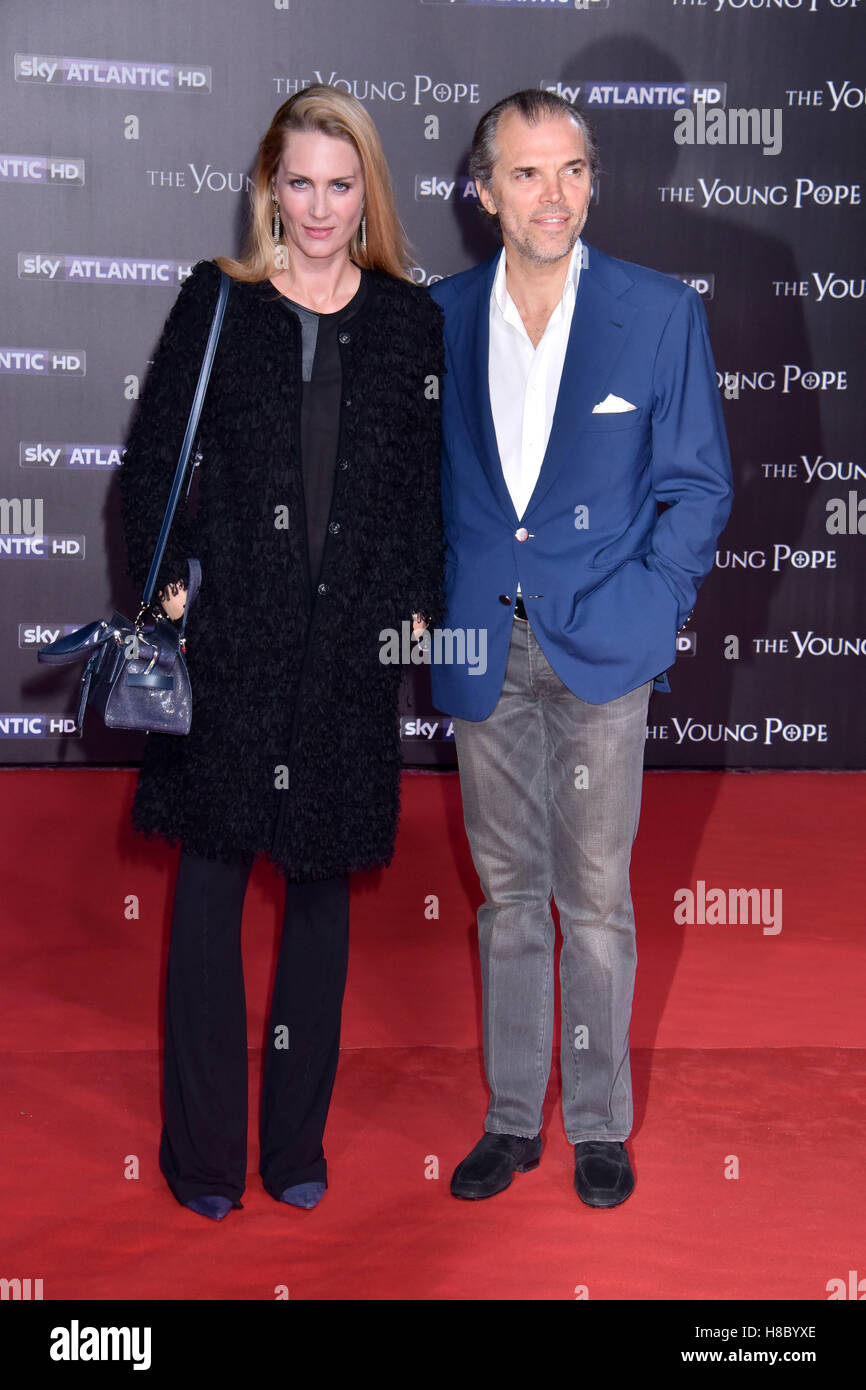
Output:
[{"xmin": 119, "ymin": 87, "xmax": 443, "ymax": 1219}]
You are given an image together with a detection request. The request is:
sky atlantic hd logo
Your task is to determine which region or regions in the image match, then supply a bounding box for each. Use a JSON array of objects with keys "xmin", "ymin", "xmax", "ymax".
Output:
[
  {"xmin": 401, "ymin": 716, "xmax": 455, "ymax": 741},
  {"xmin": 415, "ymin": 175, "xmax": 479, "ymax": 202},
  {"xmin": 19, "ymin": 623, "xmax": 88, "ymax": 650},
  {"xmin": 20, "ymin": 443, "xmax": 122, "ymax": 469},
  {"xmin": 0, "ymin": 156, "xmax": 84, "ymax": 185},
  {"xmin": 14, "ymin": 54, "xmax": 210, "ymax": 91},
  {"xmin": 0, "ymin": 714, "xmax": 81, "ymax": 739},
  {"xmin": 0, "ymin": 349, "xmax": 85, "ymax": 376},
  {"xmin": 669, "ymin": 273, "xmax": 715, "ymax": 298},
  {"xmin": 542, "ymin": 80, "xmax": 727, "ymax": 108},
  {"xmin": 19, "ymin": 255, "xmax": 191, "ymax": 285},
  {"xmin": 0, "ymin": 535, "xmax": 85, "ymax": 559}
]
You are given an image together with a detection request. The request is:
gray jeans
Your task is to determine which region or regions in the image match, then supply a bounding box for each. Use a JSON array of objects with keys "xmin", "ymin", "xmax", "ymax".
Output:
[{"xmin": 452, "ymin": 617, "xmax": 652, "ymax": 1145}]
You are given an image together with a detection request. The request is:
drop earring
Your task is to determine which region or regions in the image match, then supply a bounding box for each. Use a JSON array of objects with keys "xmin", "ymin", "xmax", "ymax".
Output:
[
  {"xmin": 271, "ymin": 192, "xmax": 288, "ymax": 269},
  {"xmin": 360, "ymin": 211, "xmax": 367, "ymax": 252}
]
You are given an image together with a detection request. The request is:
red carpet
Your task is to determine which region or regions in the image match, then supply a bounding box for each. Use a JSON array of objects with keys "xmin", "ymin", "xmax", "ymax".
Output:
[{"xmin": 1, "ymin": 768, "xmax": 864, "ymax": 1300}]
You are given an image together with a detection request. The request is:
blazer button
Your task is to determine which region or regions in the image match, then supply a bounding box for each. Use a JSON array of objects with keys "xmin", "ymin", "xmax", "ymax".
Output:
[
  {"xmin": 328, "ymin": 521, "xmax": 341, "ymax": 535},
  {"xmin": 338, "ymin": 458, "xmax": 350, "ymax": 471},
  {"xmin": 317, "ymin": 582, "xmax": 329, "ymax": 596},
  {"xmin": 515, "ymin": 528, "xmax": 529, "ymax": 542},
  {"xmin": 498, "ymin": 594, "xmax": 512, "ymax": 606},
  {"xmin": 338, "ymin": 331, "xmax": 351, "ymax": 344}
]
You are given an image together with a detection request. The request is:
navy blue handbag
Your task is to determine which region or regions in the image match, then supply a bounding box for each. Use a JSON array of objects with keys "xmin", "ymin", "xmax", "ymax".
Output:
[{"xmin": 37, "ymin": 269, "xmax": 230, "ymax": 735}]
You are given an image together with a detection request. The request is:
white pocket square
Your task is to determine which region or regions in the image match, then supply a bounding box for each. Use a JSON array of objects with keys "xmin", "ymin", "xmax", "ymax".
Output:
[{"xmin": 592, "ymin": 393, "xmax": 637, "ymax": 414}]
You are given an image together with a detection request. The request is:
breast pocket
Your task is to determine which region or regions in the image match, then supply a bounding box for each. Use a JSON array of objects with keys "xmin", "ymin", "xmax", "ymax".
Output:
[{"xmin": 582, "ymin": 406, "xmax": 645, "ymax": 433}]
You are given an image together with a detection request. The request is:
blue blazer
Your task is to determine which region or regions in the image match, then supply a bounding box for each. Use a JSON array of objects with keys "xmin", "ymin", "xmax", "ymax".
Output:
[{"xmin": 428, "ymin": 242, "xmax": 733, "ymax": 718}]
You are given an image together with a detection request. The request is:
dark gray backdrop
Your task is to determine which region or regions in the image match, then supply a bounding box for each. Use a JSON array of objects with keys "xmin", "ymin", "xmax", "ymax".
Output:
[{"xmin": 2, "ymin": 0, "xmax": 863, "ymax": 768}]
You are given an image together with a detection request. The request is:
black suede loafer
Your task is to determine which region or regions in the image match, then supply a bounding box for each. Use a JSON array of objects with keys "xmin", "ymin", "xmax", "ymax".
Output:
[
  {"xmin": 573, "ymin": 1141, "xmax": 634, "ymax": 1208},
  {"xmin": 451, "ymin": 1131, "xmax": 542, "ymax": 1200}
]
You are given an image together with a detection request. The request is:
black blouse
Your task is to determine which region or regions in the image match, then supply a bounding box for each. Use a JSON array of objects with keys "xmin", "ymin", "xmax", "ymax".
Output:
[{"xmin": 279, "ymin": 270, "xmax": 369, "ymax": 590}]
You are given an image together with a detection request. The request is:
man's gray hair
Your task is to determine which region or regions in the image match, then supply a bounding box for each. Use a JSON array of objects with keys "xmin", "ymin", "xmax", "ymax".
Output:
[{"xmin": 469, "ymin": 88, "xmax": 600, "ymax": 205}]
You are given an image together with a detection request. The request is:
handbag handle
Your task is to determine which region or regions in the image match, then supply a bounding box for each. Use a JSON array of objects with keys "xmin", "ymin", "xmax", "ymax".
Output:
[
  {"xmin": 177, "ymin": 557, "xmax": 201, "ymax": 641},
  {"xmin": 139, "ymin": 267, "xmax": 230, "ymax": 611}
]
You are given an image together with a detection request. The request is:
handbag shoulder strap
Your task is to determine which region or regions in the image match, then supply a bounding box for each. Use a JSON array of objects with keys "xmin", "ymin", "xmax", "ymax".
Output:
[{"xmin": 141, "ymin": 267, "xmax": 230, "ymax": 607}]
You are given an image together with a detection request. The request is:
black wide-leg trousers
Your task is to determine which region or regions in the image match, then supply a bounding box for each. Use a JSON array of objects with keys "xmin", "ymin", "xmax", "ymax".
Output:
[{"xmin": 159, "ymin": 849, "xmax": 350, "ymax": 1208}]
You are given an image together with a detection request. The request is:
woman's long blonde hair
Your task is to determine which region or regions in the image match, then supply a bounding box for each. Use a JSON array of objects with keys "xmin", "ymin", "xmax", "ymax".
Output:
[{"xmin": 216, "ymin": 85, "xmax": 411, "ymax": 282}]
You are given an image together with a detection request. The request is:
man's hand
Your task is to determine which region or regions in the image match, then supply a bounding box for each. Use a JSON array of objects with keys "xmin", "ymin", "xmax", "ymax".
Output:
[{"xmin": 159, "ymin": 580, "xmax": 187, "ymax": 621}]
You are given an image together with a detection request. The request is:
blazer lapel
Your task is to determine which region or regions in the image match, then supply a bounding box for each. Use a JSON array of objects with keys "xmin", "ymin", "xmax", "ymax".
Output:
[
  {"xmin": 448, "ymin": 256, "xmax": 519, "ymax": 526},
  {"xmin": 522, "ymin": 247, "xmax": 638, "ymax": 520}
]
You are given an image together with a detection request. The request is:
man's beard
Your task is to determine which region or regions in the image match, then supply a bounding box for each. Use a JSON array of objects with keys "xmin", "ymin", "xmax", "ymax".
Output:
[{"xmin": 504, "ymin": 212, "xmax": 584, "ymax": 267}]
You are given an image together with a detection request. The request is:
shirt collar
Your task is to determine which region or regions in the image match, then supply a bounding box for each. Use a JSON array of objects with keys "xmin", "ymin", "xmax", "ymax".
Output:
[{"xmin": 492, "ymin": 236, "xmax": 584, "ymax": 317}]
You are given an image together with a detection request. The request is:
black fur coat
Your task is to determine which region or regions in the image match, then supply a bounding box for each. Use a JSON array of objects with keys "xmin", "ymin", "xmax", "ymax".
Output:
[{"xmin": 118, "ymin": 259, "xmax": 444, "ymax": 880}]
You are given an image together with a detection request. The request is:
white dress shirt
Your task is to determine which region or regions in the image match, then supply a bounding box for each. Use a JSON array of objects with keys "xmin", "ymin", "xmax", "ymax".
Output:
[{"xmin": 488, "ymin": 237, "xmax": 583, "ymax": 522}]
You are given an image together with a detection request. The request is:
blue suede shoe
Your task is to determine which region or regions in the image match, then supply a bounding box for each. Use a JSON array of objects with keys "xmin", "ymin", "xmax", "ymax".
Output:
[
  {"xmin": 183, "ymin": 1195, "xmax": 233, "ymax": 1220},
  {"xmin": 280, "ymin": 1182, "xmax": 326, "ymax": 1209}
]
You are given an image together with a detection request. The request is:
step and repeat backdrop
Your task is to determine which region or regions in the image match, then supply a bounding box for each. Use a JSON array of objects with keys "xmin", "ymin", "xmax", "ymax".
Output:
[{"xmin": 1, "ymin": 0, "xmax": 863, "ymax": 769}]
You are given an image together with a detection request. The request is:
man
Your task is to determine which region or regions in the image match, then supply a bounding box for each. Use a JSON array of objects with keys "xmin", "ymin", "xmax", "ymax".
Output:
[{"xmin": 429, "ymin": 90, "xmax": 732, "ymax": 1208}]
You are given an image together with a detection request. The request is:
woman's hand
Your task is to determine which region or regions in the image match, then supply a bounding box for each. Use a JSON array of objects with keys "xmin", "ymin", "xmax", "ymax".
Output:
[
  {"xmin": 159, "ymin": 580, "xmax": 188, "ymax": 621},
  {"xmin": 411, "ymin": 612, "xmax": 428, "ymax": 638}
]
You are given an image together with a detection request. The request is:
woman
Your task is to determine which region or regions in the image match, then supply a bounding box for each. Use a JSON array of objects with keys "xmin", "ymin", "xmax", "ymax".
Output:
[{"xmin": 118, "ymin": 87, "xmax": 443, "ymax": 1220}]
